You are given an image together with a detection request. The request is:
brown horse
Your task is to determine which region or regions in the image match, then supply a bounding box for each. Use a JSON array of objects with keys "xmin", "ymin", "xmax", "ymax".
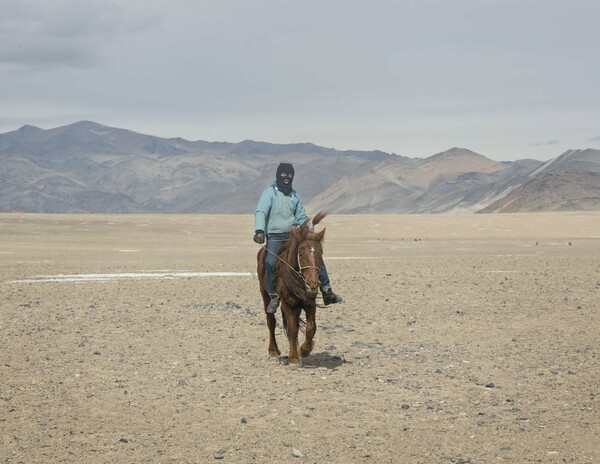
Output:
[{"xmin": 257, "ymin": 212, "xmax": 327, "ymax": 365}]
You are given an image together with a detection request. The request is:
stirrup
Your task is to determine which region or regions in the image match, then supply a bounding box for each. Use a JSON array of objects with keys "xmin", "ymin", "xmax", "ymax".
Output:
[{"xmin": 267, "ymin": 294, "xmax": 279, "ymax": 314}]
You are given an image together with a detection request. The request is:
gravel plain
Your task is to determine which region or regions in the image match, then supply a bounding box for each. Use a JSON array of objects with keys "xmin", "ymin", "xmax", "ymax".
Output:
[{"xmin": 1, "ymin": 212, "xmax": 599, "ymax": 463}]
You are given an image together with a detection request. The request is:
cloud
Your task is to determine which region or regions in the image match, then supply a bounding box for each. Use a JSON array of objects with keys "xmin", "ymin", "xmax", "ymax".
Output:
[
  {"xmin": 590, "ymin": 135, "xmax": 600, "ymax": 142},
  {"xmin": 531, "ymin": 140, "xmax": 560, "ymax": 147},
  {"xmin": 0, "ymin": 0, "xmax": 159, "ymax": 72}
]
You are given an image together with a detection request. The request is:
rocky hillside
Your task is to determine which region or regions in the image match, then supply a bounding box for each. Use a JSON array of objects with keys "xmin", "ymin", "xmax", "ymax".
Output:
[
  {"xmin": 479, "ymin": 171, "xmax": 600, "ymax": 213},
  {"xmin": 479, "ymin": 149, "xmax": 600, "ymax": 213}
]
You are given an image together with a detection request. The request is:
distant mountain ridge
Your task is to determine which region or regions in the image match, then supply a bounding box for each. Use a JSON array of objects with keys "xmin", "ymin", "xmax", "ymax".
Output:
[
  {"xmin": 1, "ymin": 121, "xmax": 599, "ymax": 214},
  {"xmin": 479, "ymin": 149, "xmax": 600, "ymax": 213}
]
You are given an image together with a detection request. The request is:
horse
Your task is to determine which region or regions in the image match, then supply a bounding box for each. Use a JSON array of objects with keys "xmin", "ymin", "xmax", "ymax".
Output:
[{"xmin": 257, "ymin": 211, "xmax": 328, "ymax": 365}]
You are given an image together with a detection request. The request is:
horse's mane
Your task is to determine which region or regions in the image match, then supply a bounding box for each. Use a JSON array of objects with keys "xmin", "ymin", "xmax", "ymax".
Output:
[{"xmin": 278, "ymin": 212, "xmax": 328, "ymax": 302}]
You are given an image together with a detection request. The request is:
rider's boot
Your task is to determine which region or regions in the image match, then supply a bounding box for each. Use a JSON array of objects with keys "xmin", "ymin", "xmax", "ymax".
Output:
[{"xmin": 322, "ymin": 287, "xmax": 342, "ymax": 305}]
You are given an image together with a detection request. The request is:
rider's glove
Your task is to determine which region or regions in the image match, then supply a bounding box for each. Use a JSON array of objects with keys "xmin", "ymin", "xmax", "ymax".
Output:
[{"xmin": 253, "ymin": 230, "xmax": 265, "ymax": 244}]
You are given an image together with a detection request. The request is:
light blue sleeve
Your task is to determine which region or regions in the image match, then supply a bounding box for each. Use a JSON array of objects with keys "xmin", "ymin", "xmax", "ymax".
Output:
[
  {"xmin": 294, "ymin": 193, "xmax": 309, "ymax": 226},
  {"xmin": 254, "ymin": 187, "xmax": 273, "ymax": 232}
]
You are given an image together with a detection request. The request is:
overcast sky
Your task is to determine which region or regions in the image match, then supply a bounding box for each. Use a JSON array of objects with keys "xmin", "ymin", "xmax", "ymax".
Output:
[{"xmin": 1, "ymin": 0, "xmax": 599, "ymax": 161}]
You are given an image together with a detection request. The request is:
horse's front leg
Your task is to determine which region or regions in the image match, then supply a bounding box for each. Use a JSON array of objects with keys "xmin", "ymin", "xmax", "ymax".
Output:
[
  {"xmin": 300, "ymin": 301, "xmax": 317, "ymax": 358},
  {"xmin": 266, "ymin": 313, "xmax": 280, "ymax": 358},
  {"xmin": 261, "ymin": 287, "xmax": 280, "ymax": 357},
  {"xmin": 283, "ymin": 303, "xmax": 301, "ymax": 365}
]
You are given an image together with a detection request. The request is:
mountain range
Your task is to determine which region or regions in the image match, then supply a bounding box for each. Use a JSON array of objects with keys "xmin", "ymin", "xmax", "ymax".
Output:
[{"xmin": 1, "ymin": 121, "xmax": 599, "ymax": 214}]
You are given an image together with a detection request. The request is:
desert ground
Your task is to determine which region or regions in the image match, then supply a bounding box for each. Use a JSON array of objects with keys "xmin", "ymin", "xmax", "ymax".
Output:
[{"xmin": 1, "ymin": 212, "xmax": 599, "ymax": 463}]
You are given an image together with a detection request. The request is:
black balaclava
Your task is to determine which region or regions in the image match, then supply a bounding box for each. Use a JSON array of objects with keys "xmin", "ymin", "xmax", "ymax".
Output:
[{"xmin": 275, "ymin": 163, "xmax": 295, "ymax": 195}]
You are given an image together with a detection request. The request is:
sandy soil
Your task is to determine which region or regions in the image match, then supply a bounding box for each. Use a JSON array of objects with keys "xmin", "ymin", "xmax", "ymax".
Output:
[{"xmin": 1, "ymin": 212, "xmax": 599, "ymax": 463}]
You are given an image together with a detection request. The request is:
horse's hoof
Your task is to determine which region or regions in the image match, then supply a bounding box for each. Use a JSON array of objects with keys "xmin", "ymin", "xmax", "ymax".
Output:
[
  {"xmin": 300, "ymin": 344, "xmax": 313, "ymax": 358},
  {"xmin": 267, "ymin": 354, "xmax": 280, "ymax": 365}
]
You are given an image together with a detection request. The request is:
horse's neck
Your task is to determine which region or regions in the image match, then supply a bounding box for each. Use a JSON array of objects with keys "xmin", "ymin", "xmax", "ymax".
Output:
[
  {"xmin": 281, "ymin": 242, "xmax": 299, "ymax": 270},
  {"xmin": 282, "ymin": 249, "xmax": 297, "ymax": 269}
]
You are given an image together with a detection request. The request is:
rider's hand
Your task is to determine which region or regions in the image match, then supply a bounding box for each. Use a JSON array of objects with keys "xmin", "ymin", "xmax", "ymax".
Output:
[{"xmin": 253, "ymin": 230, "xmax": 265, "ymax": 244}]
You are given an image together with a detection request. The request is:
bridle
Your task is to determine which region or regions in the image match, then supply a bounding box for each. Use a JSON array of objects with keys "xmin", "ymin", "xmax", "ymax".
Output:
[{"xmin": 297, "ymin": 246, "xmax": 320, "ymax": 274}]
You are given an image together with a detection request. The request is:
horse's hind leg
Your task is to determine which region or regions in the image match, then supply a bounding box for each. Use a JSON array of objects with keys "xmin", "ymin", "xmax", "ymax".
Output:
[{"xmin": 300, "ymin": 304, "xmax": 316, "ymax": 358}]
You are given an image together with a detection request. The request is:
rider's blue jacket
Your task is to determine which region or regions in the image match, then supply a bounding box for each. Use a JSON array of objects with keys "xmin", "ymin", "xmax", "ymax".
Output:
[{"xmin": 255, "ymin": 183, "xmax": 308, "ymax": 235}]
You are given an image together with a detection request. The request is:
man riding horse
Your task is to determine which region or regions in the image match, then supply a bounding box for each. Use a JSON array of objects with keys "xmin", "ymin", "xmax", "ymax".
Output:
[{"xmin": 253, "ymin": 162, "xmax": 343, "ymax": 313}]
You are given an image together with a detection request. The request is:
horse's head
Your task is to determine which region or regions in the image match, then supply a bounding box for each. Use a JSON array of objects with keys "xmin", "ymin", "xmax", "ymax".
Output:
[{"xmin": 295, "ymin": 226, "xmax": 326, "ymax": 298}]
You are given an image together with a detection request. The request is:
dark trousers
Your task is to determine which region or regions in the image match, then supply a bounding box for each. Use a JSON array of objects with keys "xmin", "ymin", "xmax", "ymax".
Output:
[{"xmin": 265, "ymin": 232, "xmax": 331, "ymax": 295}]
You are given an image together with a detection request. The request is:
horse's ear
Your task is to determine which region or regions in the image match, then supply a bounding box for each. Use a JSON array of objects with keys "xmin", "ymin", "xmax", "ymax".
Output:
[{"xmin": 315, "ymin": 227, "xmax": 326, "ymax": 242}]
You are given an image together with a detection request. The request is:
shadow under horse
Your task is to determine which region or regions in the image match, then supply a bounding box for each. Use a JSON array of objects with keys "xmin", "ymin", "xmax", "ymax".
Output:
[{"xmin": 257, "ymin": 212, "xmax": 328, "ymax": 365}]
